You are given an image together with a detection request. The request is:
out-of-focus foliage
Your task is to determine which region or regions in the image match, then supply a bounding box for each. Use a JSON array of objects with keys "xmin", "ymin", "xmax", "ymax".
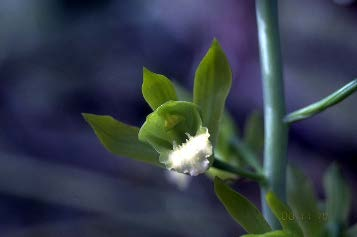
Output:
[
  {"xmin": 323, "ymin": 164, "xmax": 351, "ymax": 236},
  {"xmin": 287, "ymin": 167, "xmax": 324, "ymax": 237},
  {"xmin": 244, "ymin": 111, "xmax": 264, "ymax": 156}
]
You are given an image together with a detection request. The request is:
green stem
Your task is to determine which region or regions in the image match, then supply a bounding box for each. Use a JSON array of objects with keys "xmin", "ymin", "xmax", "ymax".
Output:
[
  {"xmin": 212, "ymin": 159, "xmax": 266, "ymax": 183},
  {"xmin": 255, "ymin": 0, "xmax": 288, "ymax": 229},
  {"xmin": 285, "ymin": 79, "xmax": 357, "ymax": 124}
]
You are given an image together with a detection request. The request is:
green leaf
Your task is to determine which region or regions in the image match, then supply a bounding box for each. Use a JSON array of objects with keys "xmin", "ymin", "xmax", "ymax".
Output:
[
  {"xmin": 287, "ymin": 166, "xmax": 324, "ymax": 237},
  {"xmin": 138, "ymin": 101, "xmax": 202, "ymax": 153},
  {"xmin": 244, "ymin": 111, "xmax": 264, "ymax": 155},
  {"xmin": 266, "ymin": 192, "xmax": 304, "ymax": 237},
  {"xmin": 323, "ymin": 163, "xmax": 351, "ymax": 227},
  {"xmin": 242, "ymin": 230, "xmax": 291, "ymax": 237},
  {"xmin": 193, "ymin": 39, "xmax": 232, "ymax": 146},
  {"xmin": 345, "ymin": 223, "xmax": 357, "ymax": 237},
  {"xmin": 214, "ymin": 177, "xmax": 271, "ymax": 234},
  {"xmin": 142, "ymin": 67, "xmax": 178, "ymax": 110},
  {"xmin": 82, "ymin": 113, "xmax": 161, "ymax": 167}
]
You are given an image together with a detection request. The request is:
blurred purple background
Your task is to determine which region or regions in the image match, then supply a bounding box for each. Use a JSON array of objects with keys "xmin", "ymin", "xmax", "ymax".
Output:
[{"xmin": 0, "ymin": 0, "xmax": 356, "ymax": 236}]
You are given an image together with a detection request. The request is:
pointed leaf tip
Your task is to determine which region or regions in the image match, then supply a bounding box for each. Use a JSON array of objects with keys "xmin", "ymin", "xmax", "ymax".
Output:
[
  {"xmin": 193, "ymin": 38, "xmax": 232, "ymax": 146},
  {"xmin": 211, "ymin": 38, "xmax": 220, "ymax": 46},
  {"xmin": 142, "ymin": 68, "xmax": 178, "ymax": 110}
]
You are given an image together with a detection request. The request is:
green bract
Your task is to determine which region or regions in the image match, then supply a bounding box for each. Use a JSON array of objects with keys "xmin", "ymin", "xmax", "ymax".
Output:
[
  {"xmin": 82, "ymin": 113, "xmax": 161, "ymax": 167},
  {"xmin": 142, "ymin": 67, "xmax": 178, "ymax": 110},
  {"xmin": 194, "ymin": 39, "xmax": 232, "ymax": 146},
  {"xmin": 139, "ymin": 101, "xmax": 202, "ymax": 152},
  {"xmin": 139, "ymin": 101, "xmax": 212, "ymax": 176}
]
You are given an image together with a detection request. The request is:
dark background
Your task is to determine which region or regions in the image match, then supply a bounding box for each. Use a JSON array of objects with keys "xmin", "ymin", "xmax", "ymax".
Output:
[{"xmin": 0, "ymin": 0, "xmax": 356, "ymax": 236}]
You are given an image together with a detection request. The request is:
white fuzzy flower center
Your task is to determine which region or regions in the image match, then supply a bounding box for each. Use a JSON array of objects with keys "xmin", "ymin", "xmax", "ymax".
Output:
[{"xmin": 166, "ymin": 128, "xmax": 212, "ymax": 176}]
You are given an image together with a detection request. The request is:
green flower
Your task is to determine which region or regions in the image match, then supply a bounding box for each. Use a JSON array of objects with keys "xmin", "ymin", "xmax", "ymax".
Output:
[
  {"xmin": 83, "ymin": 39, "xmax": 232, "ymax": 177},
  {"xmin": 138, "ymin": 101, "xmax": 212, "ymax": 176}
]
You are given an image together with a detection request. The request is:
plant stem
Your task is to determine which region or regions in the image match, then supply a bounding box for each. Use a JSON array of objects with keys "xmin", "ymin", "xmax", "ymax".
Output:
[
  {"xmin": 212, "ymin": 159, "xmax": 266, "ymax": 183},
  {"xmin": 285, "ymin": 79, "xmax": 357, "ymax": 124},
  {"xmin": 255, "ymin": 0, "xmax": 288, "ymax": 229}
]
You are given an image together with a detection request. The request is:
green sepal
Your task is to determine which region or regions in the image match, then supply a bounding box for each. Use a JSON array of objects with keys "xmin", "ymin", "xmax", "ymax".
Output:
[
  {"xmin": 193, "ymin": 39, "xmax": 232, "ymax": 146},
  {"xmin": 214, "ymin": 177, "xmax": 272, "ymax": 234},
  {"xmin": 139, "ymin": 101, "xmax": 202, "ymax": 153},
  {"xmin": 266, "ymin": 192, "xmax": 304, "ymax": 237},
  {"xmin": 142, "ymin": 67, "xmax": 178, "ymax": 110},
  {"xmin": 82, "ymin": 113, "xmax": 161, "ymax": 167},
  {"xmin": 287, "ymin": 166, "xmax": 324, "ymax": 237}
]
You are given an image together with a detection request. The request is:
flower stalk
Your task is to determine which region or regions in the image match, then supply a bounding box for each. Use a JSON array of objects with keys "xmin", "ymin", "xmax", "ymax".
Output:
[{"xmin": 212, "ymin": 159, "xmax": 266, "ymax": 183}]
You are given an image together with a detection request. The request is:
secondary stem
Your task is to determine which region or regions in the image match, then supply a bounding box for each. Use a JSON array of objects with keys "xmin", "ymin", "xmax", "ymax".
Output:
[
  {"xmin": 255, "ymin": 0, "xmax": 288, "ymax": 229},
  {"xmin": 212, "ymin": 159, "xmax": 266, "ymax": 183}
]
